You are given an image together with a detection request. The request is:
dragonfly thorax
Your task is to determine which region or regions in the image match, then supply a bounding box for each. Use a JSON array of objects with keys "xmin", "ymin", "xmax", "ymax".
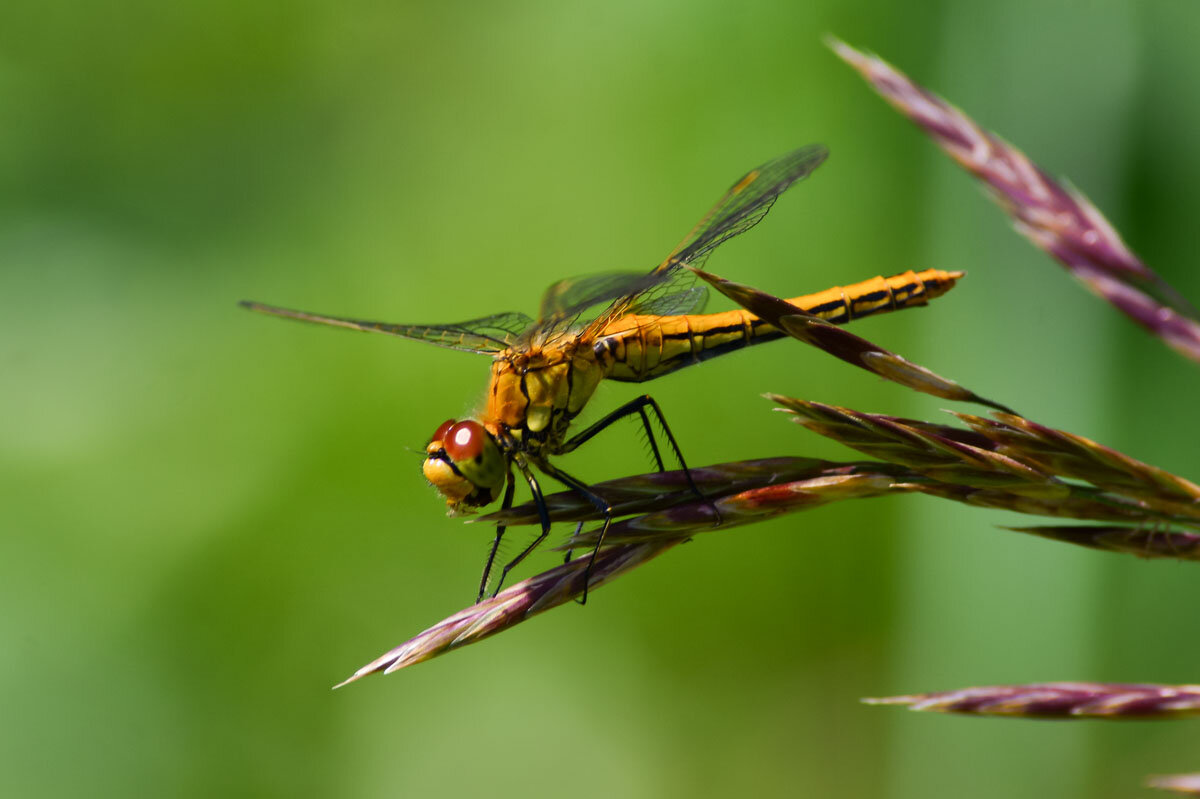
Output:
[{"xmin": 485, "ymin": 344, "xmax": 604, "ymax": 452}]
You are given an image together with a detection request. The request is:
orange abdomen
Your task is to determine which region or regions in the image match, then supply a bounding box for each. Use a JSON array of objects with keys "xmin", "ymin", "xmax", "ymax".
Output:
[{"xmin": 595, "ymin": 268, "xmax": 962, "ymax": 382}]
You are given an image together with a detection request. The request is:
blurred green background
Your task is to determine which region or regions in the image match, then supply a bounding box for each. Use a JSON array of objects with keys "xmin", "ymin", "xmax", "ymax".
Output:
[{"xmin": 4, "ymin": 0, "xmax": 1200, "ymax": 796}]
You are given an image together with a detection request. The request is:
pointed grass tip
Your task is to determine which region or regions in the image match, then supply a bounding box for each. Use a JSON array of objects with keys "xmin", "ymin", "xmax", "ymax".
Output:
[{"xmin": 1149, "ymin": 774, "xmax": 1200, "ymax": 795}]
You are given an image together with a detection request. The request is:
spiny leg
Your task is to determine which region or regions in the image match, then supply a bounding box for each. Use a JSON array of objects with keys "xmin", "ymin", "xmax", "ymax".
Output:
[
  {"xmin": 562, "ymin": 521, "xmax": 585, "ymax": 565},
  {"xmin": 561, "ymin": 394, "xmax": 703, "ymax": 499},
  {"xmin": 636, "ymin": 405, "xmax": 666, "ymax": 472},
  {"xmin": 491, "ymin": 458, "xmax": 553, "ymax": 597},
  {"xmin": 477, "ymin": 473, "xmax": 517, "ymax": 603},
  {"xmin": 497, "ymin": 397, "xmax": 707, "ymax": 600},
  {"xmin": 632, "ymin": 396, "xmax": 719, "ymax": 521},
  {"xmin": 559, "ymin": 395, "xmax": 710, "ymax": 563},
  {"xmin": 538, "ymin": 460, "xmax": 613, "ymax": 605}
]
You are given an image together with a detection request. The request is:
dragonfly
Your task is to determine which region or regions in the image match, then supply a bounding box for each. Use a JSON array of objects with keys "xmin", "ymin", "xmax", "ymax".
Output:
[{"xmin": 242, "ymin": 144, "xmax": 963, "ymax": 602}]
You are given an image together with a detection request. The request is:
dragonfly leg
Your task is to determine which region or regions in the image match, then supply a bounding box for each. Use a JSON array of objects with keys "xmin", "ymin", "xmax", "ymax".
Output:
[
  {"xmin": 562, "ymin": 521, "xmax": 585, "ymax": 564},
  {"xmin": 561, "ymin": 394, "xmax": 706, "ymax": 502},
  {"xmin": 537, "ymin": 460, "xmax": 612, "ymax": 605},
  {"xmin": 491, "ymin": 459, "xmax": 552, "ymax": 597},
  {"xmin": 476, "ymin": 473, "xmax": 517, "ymax": 603},
  {"xmin": 635, "ymin": 404, "xmax": 666, "ymax": 472}
]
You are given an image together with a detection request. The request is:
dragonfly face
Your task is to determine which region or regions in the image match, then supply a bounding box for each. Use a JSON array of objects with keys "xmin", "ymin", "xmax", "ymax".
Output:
[
  {"xmin": 422, "ymin": 419, "xmax": 507, "ymax": 515},
  {"xmin": 241, "ymin": 143, "xmax": 965, "ymax": 602}
]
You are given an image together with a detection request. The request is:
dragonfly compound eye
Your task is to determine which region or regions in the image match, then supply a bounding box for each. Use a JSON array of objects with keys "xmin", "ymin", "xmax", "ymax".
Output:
[
  {"xmin": 444, "ymin": 421, "xmax": 487, "ymax": 462},
  {"xmin": 423, "ymin": 420, "xmax": 506, "ymax": 514},
  {"xmin": 430, "ymin": 418, "xmax": 456, "ymax": 447},
  {"xmin": 446, "ymin": 422, "xmax": 505, "ymax": 487}
]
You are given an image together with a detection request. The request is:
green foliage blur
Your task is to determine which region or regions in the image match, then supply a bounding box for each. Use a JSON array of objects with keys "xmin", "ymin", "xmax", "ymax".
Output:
[{"xmin": 4, "ymin": 1, "xmax": 1200, "ymax": 796}]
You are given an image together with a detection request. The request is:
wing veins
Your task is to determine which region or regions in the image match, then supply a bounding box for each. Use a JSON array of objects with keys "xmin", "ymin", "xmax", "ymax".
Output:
[
  {"xmin": 240, "ymin": 301, "xmax": 531, "ymax": 354},
  {"xmin": 580, "ymin": 144, "xmax": 828, "ymax": 336}
]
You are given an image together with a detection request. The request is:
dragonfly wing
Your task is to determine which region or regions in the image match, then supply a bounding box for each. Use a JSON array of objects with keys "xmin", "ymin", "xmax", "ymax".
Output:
[
  {"xmin": 578, "ymin": 144, "xmax": 828, "ymax": 337},
  {"xmin": 663, "ymin": 144, "xmax": 829, "ymax": 272},
  {"xmin": 240, "ymin": 301, "xmax": 532, "ymax": 354},
  {"xmin": 528, "ymin": 270, "xmax": 675, "ymax": 344},
  {"xmin": 537, "ymin": 271, "xmax": 657, "ymax": 321},
  {"xmin": 626, "ymin": 285, "xmax": 709, "ymax": 316}
]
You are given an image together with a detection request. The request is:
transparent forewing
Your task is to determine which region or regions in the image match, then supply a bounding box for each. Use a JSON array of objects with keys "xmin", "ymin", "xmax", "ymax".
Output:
[
  {"xmin": 626, "ymin": 284, "xmax": 709, "ymax": 317},
  {"xmin": 528, "ymin": 270, "xmax": 672, "ymax": 344},
  {"xmin": 537, "ymin": 271, "xmax": 656, "ymax": 321},
  {"xmin": 578, "ymin": 144, "xmax": 827, "ymax": 337},
  {"xmin": 663, "ymin": 144, "xmax": 828, "ymax": 272},
  {"xmin": 240, "ymin": 301, "xmax": 533, "ymax": 354}
]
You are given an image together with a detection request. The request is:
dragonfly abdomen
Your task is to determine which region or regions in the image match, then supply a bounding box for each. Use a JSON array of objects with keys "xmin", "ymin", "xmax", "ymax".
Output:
[
  {"xmin": 597, "ymin": 268, "xmax": 962, "ymax": 382},
  {"xmin": 797, "ymin": 268, "xmax": 962, "ymax": 323}
]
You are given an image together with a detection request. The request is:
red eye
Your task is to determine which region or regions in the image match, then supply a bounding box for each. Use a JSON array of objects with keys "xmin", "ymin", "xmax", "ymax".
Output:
[
  {"xmin": 430, "ymin": 419, "xmax": 456, "ymax": 445},
  {"xmin": 444, "ymin": 420, "xmax": 487, "ymax": 462}
]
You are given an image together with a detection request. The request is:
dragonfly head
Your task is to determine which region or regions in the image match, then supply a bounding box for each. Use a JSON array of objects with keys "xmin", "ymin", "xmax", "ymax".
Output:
[{"xmin": 423, "ymin": 419, "xmax": 506, "ymax": 515}]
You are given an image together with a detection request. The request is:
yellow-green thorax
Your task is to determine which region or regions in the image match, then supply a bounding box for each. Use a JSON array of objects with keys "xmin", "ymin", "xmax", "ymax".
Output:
[{"xmin": 484, "ymin": 339, "xmax": 605, "ymax": 453}]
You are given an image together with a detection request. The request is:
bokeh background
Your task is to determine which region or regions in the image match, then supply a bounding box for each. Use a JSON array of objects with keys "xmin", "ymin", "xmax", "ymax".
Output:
[{"xmin": 5, "ymin": 0, "xmax": 1200, "ymax": 796}]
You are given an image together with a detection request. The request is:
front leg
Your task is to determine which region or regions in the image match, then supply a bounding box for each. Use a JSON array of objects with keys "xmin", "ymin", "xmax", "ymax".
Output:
[
  {"xmin": 536, "ymin": 460, "xmax": 613, "ymax": 605},
  {"xmin": 490, "ymin": 454, "xmax": 553, "ymax": 597},
  {"xmin": 476, "ymin": 471, "xmax": 517, "ymax": 603}
]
